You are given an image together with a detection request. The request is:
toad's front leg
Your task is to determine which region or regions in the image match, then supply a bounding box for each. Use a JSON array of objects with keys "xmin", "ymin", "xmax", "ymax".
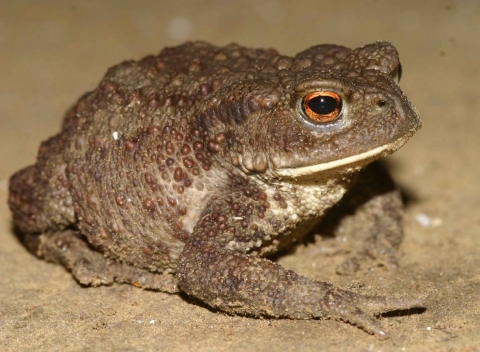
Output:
[{"xmin": 176, "ymin": 202, "xmax": 424, "ymax": 338}]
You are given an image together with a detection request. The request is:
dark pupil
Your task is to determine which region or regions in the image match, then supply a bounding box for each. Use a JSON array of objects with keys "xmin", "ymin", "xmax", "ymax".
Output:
[{"xmin": 308, "ymin": 96, "xmax": 340, "ymax": 115}]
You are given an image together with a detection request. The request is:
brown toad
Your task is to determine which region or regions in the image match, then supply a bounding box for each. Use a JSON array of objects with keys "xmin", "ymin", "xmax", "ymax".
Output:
[{"xmin": 9, "ymin": 41, "xmax": 422, "ymax": 338}]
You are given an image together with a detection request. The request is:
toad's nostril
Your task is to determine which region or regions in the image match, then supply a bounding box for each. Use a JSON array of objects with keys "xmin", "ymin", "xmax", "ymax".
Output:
[{"xmin": 377, "ymin": 100, "xmax": 387, "ymax": 108}]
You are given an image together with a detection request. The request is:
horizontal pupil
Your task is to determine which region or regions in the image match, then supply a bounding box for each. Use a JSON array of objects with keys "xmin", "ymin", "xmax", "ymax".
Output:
[{"xmin": 308, "ymin": 96, "xmax": 338, "ymax": 115}]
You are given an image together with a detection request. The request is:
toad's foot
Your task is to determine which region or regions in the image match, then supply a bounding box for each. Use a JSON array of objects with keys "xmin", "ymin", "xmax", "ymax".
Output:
[{"xmin": 23, "ymin": 230, "xmax": 179, "ymax": 292}]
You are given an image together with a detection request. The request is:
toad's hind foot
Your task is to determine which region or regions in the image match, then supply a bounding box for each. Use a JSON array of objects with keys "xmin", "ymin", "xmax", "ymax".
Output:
[{"xmin": 24, "ymin": 230, "xmax": 179, "ymax": 293}]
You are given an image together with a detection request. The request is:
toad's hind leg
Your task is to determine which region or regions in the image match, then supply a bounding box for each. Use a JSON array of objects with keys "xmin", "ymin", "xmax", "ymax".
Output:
[
  {"xmin": 25, "ymin": 230, "xmax": 179, "ymax": 292},
  {"xmin": 9, "ymin": 135, "xmax": 179, "ymax": 293},
  {"xmin": 9, "ymin": 134, "xmax": 75, "ymax": 234}
]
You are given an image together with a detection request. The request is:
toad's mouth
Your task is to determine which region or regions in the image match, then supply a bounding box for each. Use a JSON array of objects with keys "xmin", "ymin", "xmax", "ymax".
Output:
[{"xmin": 275, "ymin": 138, "xmax": 407, "ymax": 178}]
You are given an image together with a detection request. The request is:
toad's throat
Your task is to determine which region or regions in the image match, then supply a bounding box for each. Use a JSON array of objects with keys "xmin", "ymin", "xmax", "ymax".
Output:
[{"xmin": 276, "ymin": 141, "xmax": 401, "ymax": 178}]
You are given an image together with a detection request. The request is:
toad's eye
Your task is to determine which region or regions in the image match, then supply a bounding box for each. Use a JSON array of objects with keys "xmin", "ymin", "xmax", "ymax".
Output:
[{"xmin": 301, "ymin": 91, "xmax": 343, "ymax": 123}]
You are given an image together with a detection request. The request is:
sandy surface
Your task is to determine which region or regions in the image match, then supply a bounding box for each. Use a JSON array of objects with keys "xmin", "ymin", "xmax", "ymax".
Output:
[{"xmin": 1, "ymin": 1, "xmax": 479, "ymax": 351}]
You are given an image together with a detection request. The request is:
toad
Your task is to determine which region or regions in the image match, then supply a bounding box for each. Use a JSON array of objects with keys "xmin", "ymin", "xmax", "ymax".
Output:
[{"xmin": 9, "ymin": 41, "xmax": 422, "ymax": 338}]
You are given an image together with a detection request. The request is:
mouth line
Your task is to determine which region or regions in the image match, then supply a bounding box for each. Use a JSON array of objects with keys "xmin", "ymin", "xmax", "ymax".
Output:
[{"xmin": 275, "ymin": 142, "xmax": 397, "ymax": 178}]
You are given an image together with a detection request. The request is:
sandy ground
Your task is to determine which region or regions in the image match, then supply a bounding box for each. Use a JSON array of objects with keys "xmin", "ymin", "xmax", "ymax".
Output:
[{"xmin": 1, "ymin": 1, "xmax": 479, "ymax": 351}]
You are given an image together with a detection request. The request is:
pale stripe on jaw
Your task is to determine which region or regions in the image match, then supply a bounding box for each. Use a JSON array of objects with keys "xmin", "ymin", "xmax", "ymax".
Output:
[{"xmin": 275, "ymin": 142, "xmax": 395, "ymax": 178}]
